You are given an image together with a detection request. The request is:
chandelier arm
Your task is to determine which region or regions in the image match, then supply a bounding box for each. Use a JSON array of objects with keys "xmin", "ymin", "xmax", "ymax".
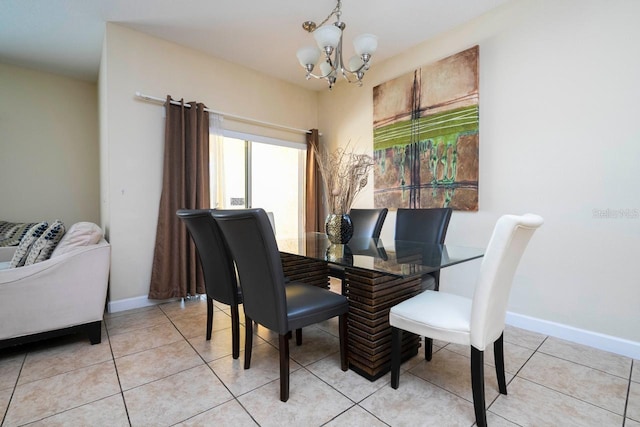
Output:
[{"xmin": 312, "ymin": 0, "xmax": 342, "ymax": 32}]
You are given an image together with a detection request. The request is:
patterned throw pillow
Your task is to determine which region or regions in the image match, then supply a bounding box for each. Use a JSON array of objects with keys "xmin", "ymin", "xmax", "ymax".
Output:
[
  {"xmin": 0, "ymin": 221, "xmax": 38, "ymax": 247},
  {"xmin": 9, "ymin": 222, "xmax": 49, "ymax": 268},
  {"xmin": 24, "ymin": 220, "xmax": 66, "ymax": 266}
]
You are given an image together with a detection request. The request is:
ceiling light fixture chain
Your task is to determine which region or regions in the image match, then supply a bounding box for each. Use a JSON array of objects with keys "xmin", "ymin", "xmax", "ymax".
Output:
[{"xmin": 296, "ymin": 0, "xmax": 377, "ymax": 90}]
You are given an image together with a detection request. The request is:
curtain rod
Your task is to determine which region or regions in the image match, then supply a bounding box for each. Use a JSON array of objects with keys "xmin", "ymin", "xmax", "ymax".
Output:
[{"xmin": 135, "ymin": 91, "xmax": 314, "ymax": 136}]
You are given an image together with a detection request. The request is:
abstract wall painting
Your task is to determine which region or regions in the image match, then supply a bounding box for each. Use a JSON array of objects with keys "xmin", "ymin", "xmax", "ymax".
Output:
[{"xmin": 373, "ymin": 45, "xmax": 479, "ymax": 211}]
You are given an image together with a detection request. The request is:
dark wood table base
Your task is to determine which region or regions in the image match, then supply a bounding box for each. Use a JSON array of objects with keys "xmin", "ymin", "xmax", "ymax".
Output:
[
  {"xmin": 280, "ymin": 253, "xmax": 329, "ymax": 288},
  {"xmin": 345, "ymin": 268, "xmax": 423, "ymax": 380},
  {"xmin": 280, "ymin": 253, "xmax": 423, "ymax": 381}
]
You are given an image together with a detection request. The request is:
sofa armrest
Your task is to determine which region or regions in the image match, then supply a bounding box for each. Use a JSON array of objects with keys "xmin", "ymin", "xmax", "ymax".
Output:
[
  {"xmin": 0, "ymin": 247, "xmax": 16, "ymax": 263},
  {"xmin": 0, "ymin": 240, "xmax": 111, "ymax": 340}
]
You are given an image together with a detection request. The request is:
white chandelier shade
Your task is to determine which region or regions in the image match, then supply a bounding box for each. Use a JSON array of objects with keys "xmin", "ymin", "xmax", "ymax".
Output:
[{"xmin": 296, "ymin": 0, "xmax": 378, "ymax": 89}]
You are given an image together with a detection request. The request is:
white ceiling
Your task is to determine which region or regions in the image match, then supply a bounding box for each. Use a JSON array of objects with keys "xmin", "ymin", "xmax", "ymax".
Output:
[{"xmin": 0, "ymin": 0, "xmax": 510, "ymax": 90}]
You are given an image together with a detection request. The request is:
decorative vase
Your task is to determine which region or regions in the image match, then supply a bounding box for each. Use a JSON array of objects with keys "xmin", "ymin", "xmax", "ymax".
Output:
[
  {"xmin": 325, "ymin": 243, "xmax": 354, "ymax": 265},
  {"xmin": 325, "ymin": 213, "xmax": 354, "ymax": 244}
]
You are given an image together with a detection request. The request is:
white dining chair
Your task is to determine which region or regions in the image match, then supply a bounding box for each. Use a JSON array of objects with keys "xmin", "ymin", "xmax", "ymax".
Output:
[{"xmin": 389, "ymin": 213, "xmax": 544, "ymax": 427}]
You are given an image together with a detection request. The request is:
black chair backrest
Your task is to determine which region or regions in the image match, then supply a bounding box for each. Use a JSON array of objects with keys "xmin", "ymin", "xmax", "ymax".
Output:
[
  {"xmin": 395, "ymin": 208, "xmax": 452, "ymax": 244},
  {"xmin": 349, "ymin": 208, "xmax": 389, "ymax": 239},
  {"xmin": 176, "ymin": 209, "xmax": 240, "ymax": 306},
  {"xmin": 212, "ymin": 208, "xmax": 289, "ymax": 334}
]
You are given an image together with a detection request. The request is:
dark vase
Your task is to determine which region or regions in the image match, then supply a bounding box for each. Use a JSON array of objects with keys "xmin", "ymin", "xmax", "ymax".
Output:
[{"xmin": 325, "ymin": 213, "xmax": 354, "ymax": 244}]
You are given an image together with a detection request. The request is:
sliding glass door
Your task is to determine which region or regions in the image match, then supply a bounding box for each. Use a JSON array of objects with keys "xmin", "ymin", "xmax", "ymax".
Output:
[{"xmin": 210, "ymin": 133, "xmax": 306, "ymax": 242}]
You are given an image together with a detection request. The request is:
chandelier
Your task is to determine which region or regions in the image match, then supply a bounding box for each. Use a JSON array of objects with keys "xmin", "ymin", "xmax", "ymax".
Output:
[{"xmin": 296, "ymin": 0, "xmax": 378, "ymax": 90}]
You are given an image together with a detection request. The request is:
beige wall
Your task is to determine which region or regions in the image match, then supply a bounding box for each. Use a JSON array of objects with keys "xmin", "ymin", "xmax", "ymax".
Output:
[
  {"xmin": 319, "ymin": 0, "xmax": 640, "ymax": 347},
  {"xmin": 0, "ymin": 63, "xmax": 99, "ymax": 226},
  {"xmin": 101, "ymin": 24, "xmax": 318, "ymax": 305}
]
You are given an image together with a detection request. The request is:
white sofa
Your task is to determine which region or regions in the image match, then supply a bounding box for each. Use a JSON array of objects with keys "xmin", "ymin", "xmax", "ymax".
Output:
[{"xmin": 0, "ymin": 237, "xmax": 111, "ymax": 348}]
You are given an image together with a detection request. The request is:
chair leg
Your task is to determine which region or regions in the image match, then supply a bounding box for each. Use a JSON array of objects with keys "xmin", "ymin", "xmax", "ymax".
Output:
[
  {"xmin": 279, "ymin": 334, "xmax": 290, "ymax": 402},
  {"xmin": 296, "ymin": 328, "xmax": 302, "ymax": 346},
  {"xmin": 433, "ymin": 270, "xmax": 441, "ymax": 292},
  {"xmin": 206, "ymin": 296, "xmax": 213, "ymax": 340},
  {"xmin": 391, "ymin": 327, "xmax": 402, "ymax": 389},
  {"xmin": 339, "ymin": 313, "xmax": 348, "ymax": 371},
  {"xmin": 244, "ymin": 315, "xmax": 253, "ymax": 369},
  {"xmin": 471, "ymin": 346, "xmax": 487, "ymax": 427},
  {"xmin": 424, "ymin": 337, "xmax": 433, "ymax": 361},
  {"xmin": 494, "ymin": 333, "xmax": 507, "ymax": 395},
  {"xmin": 230, "ymin": 304, "xmax": 240, "ymax": 359}
]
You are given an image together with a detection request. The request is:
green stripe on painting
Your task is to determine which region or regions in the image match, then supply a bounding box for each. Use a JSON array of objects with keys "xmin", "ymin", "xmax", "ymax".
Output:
[{"xmin": 374, "ymin": 104, "xmax": 478, "ymax": 150}]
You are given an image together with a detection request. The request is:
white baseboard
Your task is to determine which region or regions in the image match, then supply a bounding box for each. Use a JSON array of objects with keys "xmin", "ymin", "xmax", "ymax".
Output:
[
  {"xmin": 506, "ymin": 311, "xmax": 640, "ymax": 360},
  {"xmin": 107, "ymin": 295, "xmax": 178, "ymax": 313}
]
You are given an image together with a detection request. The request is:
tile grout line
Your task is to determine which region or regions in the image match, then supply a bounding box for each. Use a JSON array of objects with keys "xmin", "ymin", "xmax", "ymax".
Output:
[
  {"xmin": 104, "ymin": 317, "xmax": 134, "ymax": 427},
  {"xmin": 163, "ymin": 299, "xmax": 264, "ymax": 427},
  {"xmin": 0, "ymin": 350, "xmax": 26, "ymax": 427},
  {"xmin": 622, "ymin": 359, "xmax": 634, "ymax": 425}
]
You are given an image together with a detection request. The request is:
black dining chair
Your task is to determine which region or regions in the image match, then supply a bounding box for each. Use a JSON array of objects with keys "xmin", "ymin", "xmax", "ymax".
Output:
[
  {"xmin": 212, "ymin": 208, "xmax": 349, "ymax": 402},
  {"xmin": 395, "ymin": 207, "xmax": 452, "ymax": 360},
  {"xmin": 328, "ymin": 208, "xmax": 388, "ymax": 291},
  {"xmin": 176, "ymin": 209, "xmax": 243, "ymax": 359},
  {"xmin": 395, "ymin": 207, "xmax": 452, "ymax": 291}
]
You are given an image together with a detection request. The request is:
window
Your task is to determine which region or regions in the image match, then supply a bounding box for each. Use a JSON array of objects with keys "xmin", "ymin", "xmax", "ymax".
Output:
[{"xmin": 210, "ymin": 131, "xmax": 306, "ymax": 243}]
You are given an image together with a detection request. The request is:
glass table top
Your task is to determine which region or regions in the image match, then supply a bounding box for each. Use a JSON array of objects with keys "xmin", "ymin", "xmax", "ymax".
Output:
[{"xmin": 278, "ymin": 232, "xmax": 484, "ymax": 278}]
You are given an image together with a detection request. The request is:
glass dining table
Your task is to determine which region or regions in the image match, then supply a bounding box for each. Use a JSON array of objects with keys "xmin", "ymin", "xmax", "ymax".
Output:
[{"xmin": 278, "ymin": 232, "xmax": 484, "ymax": 381}]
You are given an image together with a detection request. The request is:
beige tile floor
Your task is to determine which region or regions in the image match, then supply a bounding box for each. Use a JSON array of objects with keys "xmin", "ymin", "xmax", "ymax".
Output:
[{"xmin": 1, "ymin": 281, "xmax": 638, "ymax": 427}]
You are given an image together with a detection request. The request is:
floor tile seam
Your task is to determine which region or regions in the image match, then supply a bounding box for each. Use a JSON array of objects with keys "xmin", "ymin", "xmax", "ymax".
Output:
[
  {"xmin": 120, "ymin": 361, "xmax": 208, "ymax": 394},
  {"xmin": 289, "ymin": 346, "xmax": 341, "ymax": 368},
  {"xmin": 301, "ymin": 358, "xmax": 361, "ymax": 405},
  {"xmin": 105, "ymin": 306, "xmax": 162, "ymax": 320},
  {"xmin": 521, "ymin": 354, "xmax": 632, "ymax": 391},
  {"xmin": 507, "ymin": 335, "xmax": 548, "ymax": 381},
  {"xmin": 355, "ymin": 404, "xmax": 393, "ymax": 426},
  {"xmin": 409, "ymin": 348, "xmax": 516, "ymax": 380},
  {"xmin": 317, "ymin": 403, "xmax": 359, "ymax": 426},
  {"xmin": 163, "ymin": 388, "xmax": 239, "ymax": 427},
  {"xmin": 0, "ymin": 362, "xmax": 23, "ymax": 427},
  {"xmin": 200, "ymin": 360, "xmax": 244, "ymax": 404},
  {"xmin": 402, "ymin": 369, "xmax": 476, "ymax": 405},
  {"xmin": 14, "ymin": 355, "xmax": 120, "ymax": 390},
  {"xmin": 622, "ymin": 366, "xmax": 634, "ymax": 424},
  {"xmin": 443, "ymin": 338, "xmax": 536, "ymax": 362},
  {"xmin": 514, "ymin": 376, "xmax": 627, "ymax": 418},
  {"xmin": 22, "ymin": 391, "xmax": 127, "ymax": 427},
  {"xmin": 157, "ymin": 297, "xmax": 208, "ymax": 312},
  {"xmin": 534, "ymin": 349, "xmax": 632, "ymax": 380},
  {"xmin": 105, "ymin": 320, "xmax": 173, "ymax": 338},
  {"xmin": 0, "ymin": 352, "xmax": 25, "ymax": 395},
  {"xmin": 111, "ymin": 335, "xmax": 187, "ymax": 360},
  {"xmin": 103, "ymin": 332, "xmax": 133, "ymax": 426},
  {"xmin": 231, "ymin": 396, "xmax": 262, "ymax": 427},
  {"xmin": 486, "ymin": 409, "xmax": 526, "ymax": 427},
  {"xmin": 104, "ymin": 308, "xmax": 168, "ymax": 324},
  {"xmin": 168, "ymin": 308, "xmax": 232, "ymax": 324}
]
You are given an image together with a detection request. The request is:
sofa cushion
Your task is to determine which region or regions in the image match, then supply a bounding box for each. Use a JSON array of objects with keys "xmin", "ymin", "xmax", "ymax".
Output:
[
  {"xmin": 24, "ymin": 220, "xmax": 66, "ymax": 266},
  {"xmin": 51, "ymin": 222, "xmax": 103, "ymax": 257},
  {"xmin": 9, "ymin": 222, "xmax": 49, "ymax": 268},
  {"xmin": 0, "ymin": 221, "xmax": 39, "ymax": 247}
]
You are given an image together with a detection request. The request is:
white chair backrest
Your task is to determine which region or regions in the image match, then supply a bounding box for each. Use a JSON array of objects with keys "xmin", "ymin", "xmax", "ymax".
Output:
[{"xmin": 470, "ymin": 214, "xmax": 543, "ymax": 349}]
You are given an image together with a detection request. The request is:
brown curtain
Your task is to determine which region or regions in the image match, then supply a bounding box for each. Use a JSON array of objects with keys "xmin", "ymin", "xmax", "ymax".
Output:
[
  {"xmin": 305, "ymin": 129, "xmax": 324, "ymax": 232},
  {"xmin": 149, "ymin": 97, "xmax": 210, "ymax": 299}
]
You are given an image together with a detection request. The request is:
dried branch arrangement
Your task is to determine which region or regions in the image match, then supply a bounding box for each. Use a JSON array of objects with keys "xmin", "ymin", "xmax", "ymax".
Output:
[{"xmin": 315, "ymin": 144, "xmax": 375, "ymax": 215}]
